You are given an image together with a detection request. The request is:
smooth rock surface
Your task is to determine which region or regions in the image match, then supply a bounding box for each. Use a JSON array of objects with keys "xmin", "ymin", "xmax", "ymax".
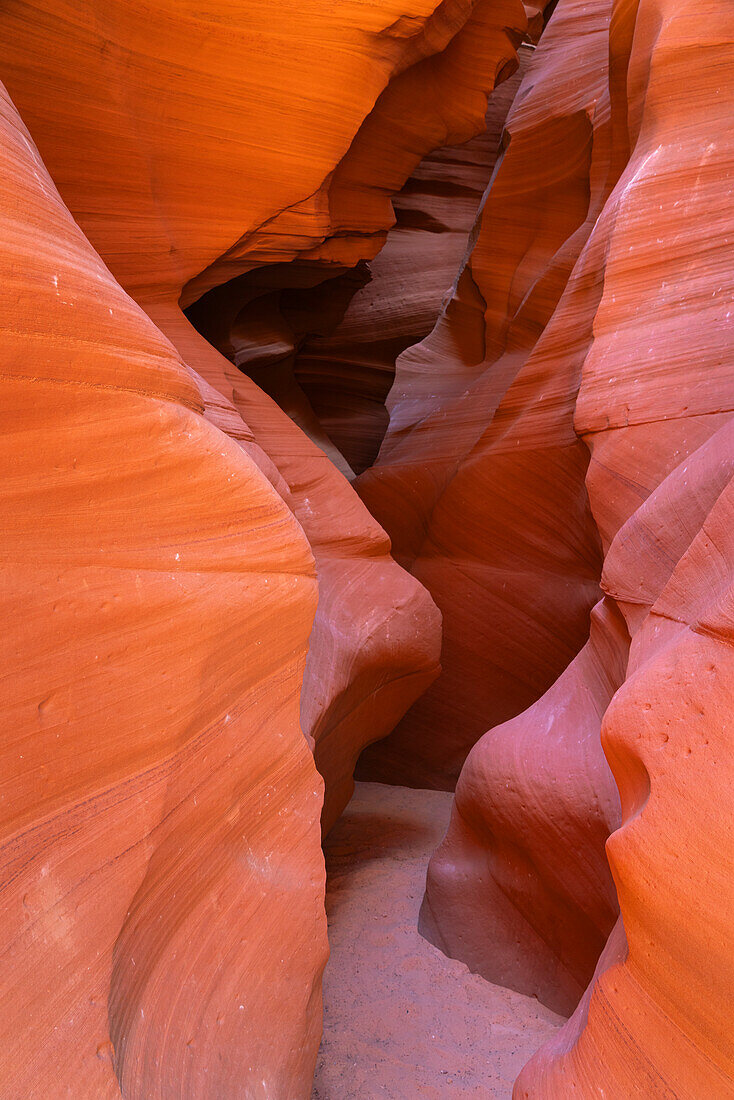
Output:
[
  {"xmin": 2, "ymin": 0, "xmax": 733, "ymax": 1095},
  {"xmin": 516, "ymin": 0, "xmax": 734, "ymax": 1091},
  {"xmin": 422, "ymin": 599, "xmax": 627, "ymax": 1016},
  {"xmin": 419, "ymin": 0, "xmax": 622, "ymax": 1011},
  {"xmin": 0, "ymin": 82, "xmax": 327, "ymax": 1100},
  {"xmin": 358, "ymin": 0, "xmax": 608, "ymax": 789},
  {"xmin": 150, "ymin": 303, "xmax": 442, "ymax": 834},
  {"xmin": 1, "ymin": 0, "xmax": 538, "ymax": 830},
  {"xmin": 420, "ymin": 0, "xmax": 734, "ymax": 1092},
  {"xmin": 1, "ymin": 0, "xmax": 522, "ymax": 301}
]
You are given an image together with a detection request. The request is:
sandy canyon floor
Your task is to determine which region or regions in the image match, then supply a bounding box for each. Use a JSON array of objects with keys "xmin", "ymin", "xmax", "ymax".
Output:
[{"xmin": 313, "ymin": 783, "xmax": 564, "ymax": 1099}]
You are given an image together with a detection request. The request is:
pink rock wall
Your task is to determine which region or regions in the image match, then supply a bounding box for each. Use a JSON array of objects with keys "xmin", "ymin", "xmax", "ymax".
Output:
[
  {"xmin": 358, "ymin": 0, "xmax": 610, "ymax": 789},
  {"xmin": 422, "ymin": 0, "xmax": 734, "ymax": 1089}
]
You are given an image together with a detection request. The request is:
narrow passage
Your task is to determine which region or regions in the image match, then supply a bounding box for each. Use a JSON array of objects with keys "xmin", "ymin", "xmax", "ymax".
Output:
[{"xmin": 313, "ymin": 783, "xmax": 564, "ymax": 1099}]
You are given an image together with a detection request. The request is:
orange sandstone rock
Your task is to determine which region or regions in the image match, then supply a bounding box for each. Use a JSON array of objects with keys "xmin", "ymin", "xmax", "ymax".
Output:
[
  {"xmin": 291, "ymin": 55, "xmax": 528, "ymax": 476},
  {"xmin": 418, "ymin": 0, "xmax": 620, "ymax": 1004},
  {"xmin": 516, "ymin": 0, "xmax": 734, "ymax": 1090},
  {"xmin": 3, "ymin": 0, "xmax": 731, "ymax": 1094},
  {"xmin": 421, "ymin": 0, "xmax": 734, "ymax": 1090},
  {"xmin": 2, "ymin": 0, "xmax": 535, "ymax": 828},
  {"xmin": 147, "ymin": 303, "xmax": 442, "ymax": 833},
  {"xmin": 357, "ymin": 0, "xmax": 610, "ymax": 788},
  {"xmin": 0, "ymin": 0, "xmax": 526, "ymax": 303},
  {"xmin": 0, "ymin": 84, "xmax": 326, "ymax": 1098}
]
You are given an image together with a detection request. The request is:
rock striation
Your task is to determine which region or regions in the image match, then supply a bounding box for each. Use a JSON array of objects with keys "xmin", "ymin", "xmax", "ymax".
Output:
[
  {"xmin": 161, "ymin": 305, "xmax": 443, "ymax": 833},
  {"xmin": 288, "ymin": 57, "xmax": 528, "ymax": 477},
  {"xmin": 0, "ymin": 2, "xmax": 528, "ymax": 1092},
  {"xmin": 417, "ymin": 0, "xmax": 621, "ymax": 1008},
  {"xmin": 1, "ymin": 0, "xmax": 517, "ymax": 302},
  {"xmin": 0, "ymin": 0, "xmax": 534, "ymax": 831},
  {"xmin": 0, "ymin": 82, "xmax": 327, "ymax": 1099},
  {"xmin": 357, "ymin": 0, "xmax": 607, "ymax": 789},
  {"xmin": 2, "ymin": 0, "xmax": 733, "ymax": 1096},
  {"xmin": 420, "ymin": 0, "xmax": 734, "ymax": 1090},
  {"xmin": 515, "ymin": 0, "xmax": 734, "ymax": 1090}
]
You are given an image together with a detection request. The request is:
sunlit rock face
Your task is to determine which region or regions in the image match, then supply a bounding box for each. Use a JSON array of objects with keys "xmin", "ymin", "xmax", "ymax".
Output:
[
  {"xmin": 0, "ymin": 0, "xmax": 533, "ymax": 839},
  {"xmin": 0, "ymin": 0, "xmax": 518, "ymax": 301},
  {"xmin": 357, "ymin": 0, "xmax": 608, "ymax": 790},
  {"xmin": 0, "ymin": 81, "xmax": 326, "ymax": 1099},
  {"xmin": 2, "ymin": 0, "xmax": 733, "ymax": 1096},
  {"xmin": 419, "ymin": 0, "xmax": 734, "ymax": 1091}
]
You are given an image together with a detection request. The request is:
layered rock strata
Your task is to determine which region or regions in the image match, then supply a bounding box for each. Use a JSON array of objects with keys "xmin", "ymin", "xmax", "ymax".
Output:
[
  {"xmin": 0, "ymin": 0, "xmax": 532, "ymax": 830},
  {"xmin": 417, "ymin": 0, "xmax": 622, "ymax": 1010},
  {"xmin": 2, "ymin": 0, "xmax": 732, "ymax": 1096},
  {"xmin": 358, "ymin": 0, "xmax": 609, "ymax": 789},
  {"xmin": 0, "ymin": 83, "xmax": 327, "ymax": 1099},
  {"xmin": 422, "ymin": 0, "xmax": 734, "ymax": 1091},
  {"xmin": 0, "ymin": 0, "xmax": 525, "ymax": 1091},
  {"xmin": 288, "ymin": 56, "xmax": 529, "ymax": 476}
]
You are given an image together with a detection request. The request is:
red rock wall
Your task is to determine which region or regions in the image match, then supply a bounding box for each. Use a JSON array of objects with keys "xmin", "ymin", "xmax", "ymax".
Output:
[
  {"xmin": 0, "ymin": 83, "xmax": 326, "ymax": 1098},
  {"xmin": 421, "ymin": 598, "xmax": 627, "ymax": 1015},
  {"xmin": 421, "ymin": 0, "xmax": 734, "ymax": 1089},
  {"xmin": 0, "ymin": 0, "xmax": 532, "ymax": 832},
  {"xmin": 180, "ymin": 0, "xmax": 530, "ymax": 487},
  {"xmin": 417, "ymin": 0, "xmax": 622, "ymax": 1007},
  {"xmin": 357, "ymin": 0, "xmax": 610, "ymax": 788},
  {"xmin": 0, "ymin": 1, "xmax": 525, "ymax": 1091},
  {"xmin": 152, "ymin": 303, "xmax": 442, "ymax": 833},
  {"xmin": 290, "ymin": 56, "xmax": 528, "ymax": 476},
  {"xmin": 517, "ymin": 0, "xmax": 734, "ymax": 1090},
  {"xmin": 3, "ymin": 0, "xmax": 732, "ymax": 1094},
  {"xmin": 3, "ymin": 0, "xmax": 518, "ymax": 301}
]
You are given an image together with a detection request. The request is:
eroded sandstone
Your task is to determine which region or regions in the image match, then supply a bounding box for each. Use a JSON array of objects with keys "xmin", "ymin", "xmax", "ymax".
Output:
[{"xmin": 0, "ymin": 82, "xmax": 327, "ymax": 1099}]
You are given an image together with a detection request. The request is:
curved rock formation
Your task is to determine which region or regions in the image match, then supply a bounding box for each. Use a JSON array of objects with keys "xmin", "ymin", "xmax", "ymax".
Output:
[
  {"xmin": 181, "ymin": 0, "xmax": 529, "ymax": 482},
  {"xmin": 357, "ymin": 0, "xmax": 609, "ymax": 788},
  {"xmin": 181, "ymin": 0, "xmax": 528, "ymax": 303},
  {"xmin": 1, "ymin": 0, "xmax": 527, "ymax": 305},
  {"xmin": 3, "ymin": 0, "xmax": 510, "ymax": 300},
  {"xmin": 0, "ymin": 83, "xmax": 326, "ymax": 1098},
  {"xmin": 0, "ymin": 0, "xmax": 535, "ymax": 828},
  {"xmin": 151, "ymin": 304, "xmax": 442, "ymax": 832},
  {"xmin": 417, "ymin": 0, "xmax": 621, "ymax": 1006},
  {"xmin": 516, "ymin": 1, "xmax": 734, "ymax": 1089},
  {"xmin": 422, "ymin": 0, "xmax": 734, "ymax": 1089},
  {"xmin": 289, "ymin": 55, "xmax": 528, "ymax": 476},
  {"xmin": 3, "ymin": 0, "xmax": 732, "ymax": 1094},
  {"xmin": 421, "ymin": 598, "xmax": 627, "ymax": 1015}
]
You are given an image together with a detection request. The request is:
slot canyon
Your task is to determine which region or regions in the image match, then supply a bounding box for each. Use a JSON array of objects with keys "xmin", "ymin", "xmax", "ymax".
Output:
[{"xmin": 1, "ymin": 0, "xmax": 733, "ymax": 1096}]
